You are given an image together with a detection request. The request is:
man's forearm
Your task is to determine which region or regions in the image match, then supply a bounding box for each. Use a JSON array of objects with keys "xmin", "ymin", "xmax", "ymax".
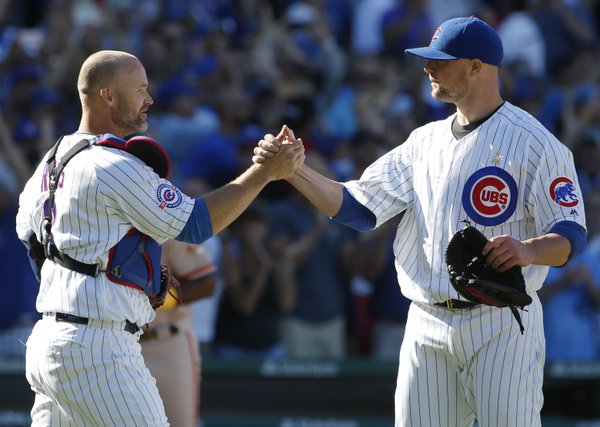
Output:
[
  {"xmin": 203, "ymin": 164, "xmax": 271, "ymax": 234},
  {"xmin": 287, "ymin": 164, "xmax": 344, "ymax": 217},
  {"xmin": 524, "ymin": 233, "xmax": 572, "ymax": 267}
]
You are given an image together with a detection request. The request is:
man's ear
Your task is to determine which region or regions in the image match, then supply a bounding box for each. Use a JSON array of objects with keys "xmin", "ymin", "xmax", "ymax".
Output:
[
  {"xmin": 470, "ymin": 59, "xmax": 483, "ymax": 75},
  {"xmin": 99, "ymin": 87, "xmax": 113, "ymax": 105}
]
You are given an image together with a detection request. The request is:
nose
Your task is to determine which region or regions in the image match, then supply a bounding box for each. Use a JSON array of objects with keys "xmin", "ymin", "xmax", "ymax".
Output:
[
  {"xmin": 424, "ymin": 60, "xmax": 436, "ymax": 74},
  {"xmin": 145, "ymin": 94, "xmax": 154, "ymax": 106}
]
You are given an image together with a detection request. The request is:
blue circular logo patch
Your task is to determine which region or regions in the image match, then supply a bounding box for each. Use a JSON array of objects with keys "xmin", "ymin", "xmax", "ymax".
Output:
[
  {"xmin": 462, "ymin": 166, "xmax": 518, "ymax": 226},
  {"xmin": 157, "ymin": 184, "xmax": 183, "ymax": 210}
]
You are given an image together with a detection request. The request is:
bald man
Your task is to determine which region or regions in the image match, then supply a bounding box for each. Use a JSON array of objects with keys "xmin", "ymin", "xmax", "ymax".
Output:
[{"xmin": 16, "ymin": 50, "xmax": 304, "ymax": 426}]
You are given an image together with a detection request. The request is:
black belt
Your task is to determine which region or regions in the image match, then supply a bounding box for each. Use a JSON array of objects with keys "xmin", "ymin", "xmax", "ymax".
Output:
[
  {"xmin": 434, "ymin": 299, "xmax": 479, "ymax": 310},
  {"xmin": 48, "ymin": 312, "xmax": 140, "ymax": 334}
]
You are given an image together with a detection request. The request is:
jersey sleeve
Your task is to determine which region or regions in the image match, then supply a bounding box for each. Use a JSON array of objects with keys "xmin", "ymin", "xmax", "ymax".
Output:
[
  {"xmin": 530, "ymin": 140, "xmax": 587, "ymax": 234},
  {"xmin": 344, "ymin": 143, "xmax": 414, "ymax": 228},
  {"xmin": 95, "ymin": 149, "xmax": 194, "ymax": 244}
]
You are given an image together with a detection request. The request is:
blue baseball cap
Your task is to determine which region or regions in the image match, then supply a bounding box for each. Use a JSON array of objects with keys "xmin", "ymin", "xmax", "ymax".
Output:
[{"xmin": 405, "ymin": 16, "xmax": 503, "ymax": 67}]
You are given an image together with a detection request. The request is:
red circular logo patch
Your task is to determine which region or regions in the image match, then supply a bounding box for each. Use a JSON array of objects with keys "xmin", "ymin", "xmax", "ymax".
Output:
[
  {"xmin": 549, "ymin": 177, "xmax": 579, "ymax": 207},
  {"xmin": 462, "ymin": 167, "xmax": 518, "ymax": 226},
  {"xmin": 471, "ymin": 176, "xmax": 510, "ymax": 216}
]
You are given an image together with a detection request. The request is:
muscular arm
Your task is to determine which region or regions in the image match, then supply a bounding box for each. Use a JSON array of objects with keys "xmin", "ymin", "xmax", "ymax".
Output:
[
  {"xmin": 521, "ymin": 233, "xmax": 572, "ymax": 266},
  {"xmin": 204, "ymin": 141, "xmax": 304, "ymax": 234},
  {"xmin": 286, "ymin": 163, "xmax": 344, "ymax": 217},
  {"xmin": 254, "ymin": 126, "xmax": 344, "ymax": 217}
]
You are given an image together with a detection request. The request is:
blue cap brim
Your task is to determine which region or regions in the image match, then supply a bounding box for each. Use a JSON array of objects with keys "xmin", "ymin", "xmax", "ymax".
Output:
[{"xmin": 404, "ymin": 47, "xmax": 457, "ymax": 61}]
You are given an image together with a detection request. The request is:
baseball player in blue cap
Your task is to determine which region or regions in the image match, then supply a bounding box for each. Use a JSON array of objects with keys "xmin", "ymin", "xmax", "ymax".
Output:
[{"xmin": 254, "ymin": 16, "xmax": 586, "ymax": 427}]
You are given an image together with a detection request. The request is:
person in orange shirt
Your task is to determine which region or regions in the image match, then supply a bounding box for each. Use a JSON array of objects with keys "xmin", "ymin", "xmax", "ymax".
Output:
[{"xmin": 141, "ymin": 239, "xmax": 216, "ymax": 427}]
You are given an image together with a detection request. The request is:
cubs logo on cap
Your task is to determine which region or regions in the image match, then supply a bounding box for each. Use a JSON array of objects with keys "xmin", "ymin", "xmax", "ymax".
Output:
[
  {"xmin": 462, "ymin": 167, "xmax": 518, "ymax": 226},
  {"xmin": 405, "ymin": 16, "xmax": 503, "ymax": 67}
]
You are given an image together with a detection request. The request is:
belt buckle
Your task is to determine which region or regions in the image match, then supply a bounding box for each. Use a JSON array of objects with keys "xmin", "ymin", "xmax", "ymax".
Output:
[
  {"xmin": 124, "ymin": 320, "xmax": 140, "ymax": 334},
  {"xmin": 446, "ymin": 299, "xmax": 460, "ymax": 311}
]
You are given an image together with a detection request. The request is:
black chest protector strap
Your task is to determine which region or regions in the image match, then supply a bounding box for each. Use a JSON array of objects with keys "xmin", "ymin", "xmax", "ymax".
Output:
[
  {"xmin": 40, "ymin": 137, "xmax": 100, "ymax": 276},
  {"xmin": 37, "ymin": 135, "xmax": 169, "ymax": 289}
]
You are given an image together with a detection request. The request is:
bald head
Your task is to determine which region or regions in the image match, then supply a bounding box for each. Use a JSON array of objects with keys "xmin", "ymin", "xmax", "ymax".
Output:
[
  {"xmin": 77, "ymin": 50, "xmax": 153, "ymax": 137},
  {"xmin": 77, "ymin": 50, "xmax": 140, "ymax": 100}
]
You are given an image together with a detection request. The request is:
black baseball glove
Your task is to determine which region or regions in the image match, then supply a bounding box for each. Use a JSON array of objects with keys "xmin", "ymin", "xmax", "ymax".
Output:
[{"xmin": 445, "ymin": 224, "xmax": 532, "ymax": 333}]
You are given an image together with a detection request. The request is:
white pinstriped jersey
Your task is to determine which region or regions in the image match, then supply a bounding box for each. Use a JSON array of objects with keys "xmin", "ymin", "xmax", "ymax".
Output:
[
  {"xmin": 345, "ymin": 101, "xmax": 586, "ymax": 304},
  {"xmin": 16, "ymin": 133, "xmax": 195, "ymax": 325}
]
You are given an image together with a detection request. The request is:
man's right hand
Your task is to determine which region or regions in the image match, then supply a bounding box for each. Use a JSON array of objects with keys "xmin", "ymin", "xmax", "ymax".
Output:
[
  {"xmin": 255, "ymin": 125, "xmax": 304, "ymax": 180},
  {"xmin": 253, "ymin": 125, "xmax": 299, "ymax": 164},
  {"xmin": 252, "ymin": 126, "xmax": 305, "ymax": 181}
]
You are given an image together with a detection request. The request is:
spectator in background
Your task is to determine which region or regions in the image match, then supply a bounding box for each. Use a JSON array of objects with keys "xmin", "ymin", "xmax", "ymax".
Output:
[
  {"xmin": 213, "ymin": 200, "xmax": 294, "ymax": 359},
  {"xmin": 426, "ymin": 0, "xmax": 482, "ymax": 28},
  {"xmin": 358, "ymin": 216, "xmax": 410, "ymax": 361},
  {"xmin": 12, "ymin": 118, "xmax": 41, "ymax": 167},
  {"xmin": 350, "ymin": 0, "xmax": 395, "ymax": 55},
  {"xmin": 497, "ymin": 0, "xmax": 546, "ymax": 79},
  {"xmin": 151, "ymin": 78, "xmax": 219, "ymax": 186},
  {"xmin": 268, "ymin": 153, "xmax": 356, "ymax": 360},
  {"xmin": 0, "ymin": 110, "xmax": 38, "ymax": 353},
  {"xmin": 141, "ymin": 239, "xmax": 216, "ymax": 427},
  {"xmin": 560, "ymin": 82, "xmax": 600, "ymax": 150},
  {"xmin": 178, "ymin": 175, "xmax": 226, "ymax": 359},
  {"xmin": 343, "ymin": 131, "xmax": 411, "ymax": 360},
  {"xmin": 380, "ymin": 0, "xmax": 434, "ymax": 59},
  {"xmin": 0, "ymin": 158, "xmax": 38, "ymax": 334},
  {"xmin": 532, "ymin": 0, "xmax": 597, "ymax": 79},
  {"xmin": 539, "ymin": 188, "xmax": 600, "ymax": 361},
  {"xmin": 572, "ymin": 132, "xmax": 600, "ymax": 198},
  {"xmin": 179, "ymin": 86, "xmax": 251, "ymax": 189}
]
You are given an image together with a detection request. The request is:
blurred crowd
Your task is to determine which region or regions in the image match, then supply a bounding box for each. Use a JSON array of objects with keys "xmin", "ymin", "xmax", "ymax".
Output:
[{"xmin": 1, "ymin": 0, "xmax": 600, "ymax": 363}]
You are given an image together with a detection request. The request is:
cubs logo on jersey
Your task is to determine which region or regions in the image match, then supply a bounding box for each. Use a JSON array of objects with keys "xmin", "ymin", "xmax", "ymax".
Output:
[
  {"xmin": 549, "ymin": 177, "xmax": 579, "ymax": 208},
  {"xmin": 157, "ymin": 184, "xmax": 183, "ymax": 210},
  {"xmin": 462, "ymin": 166, "xmax": 518, "ymax": 226}
]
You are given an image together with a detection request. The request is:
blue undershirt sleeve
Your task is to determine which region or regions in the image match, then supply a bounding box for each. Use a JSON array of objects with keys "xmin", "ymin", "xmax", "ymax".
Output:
[
  {"xmin": 175, "ymin": 198, "xmax": 213, "ymax": 243},
  {"xmin": 548, "ymin": 220, "xmax": 587, "ymax": 262},
  {"xmin": 331, "ymin": 187, "xmax": 376, "ymax": 232}
]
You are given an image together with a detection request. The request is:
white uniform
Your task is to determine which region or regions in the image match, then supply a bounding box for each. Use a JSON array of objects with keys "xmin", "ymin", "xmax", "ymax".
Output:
[
  {"xmin": 16, "ymin": 133, "xmax": 195, "ymax": 426},
  {"xmin": 344, "ymin": 102, "xmax": 586, "ymax": 427}
]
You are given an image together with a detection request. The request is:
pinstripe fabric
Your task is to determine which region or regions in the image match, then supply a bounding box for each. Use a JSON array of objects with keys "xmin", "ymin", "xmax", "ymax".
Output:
[
  {"xmin": 344, "ymin": 102, "xmax": 585, "ymax": 304},
  {"xmin": 396, "ymin": 296, "xmax": 544, "ymax": 427},
  {"xmin": 343, "ymin": 102, "xmax": 582, "ymax": 426},
  {"xmin": 16, "ymin": 133, "xmax": 195, "ymax": 324},
  {"xmin": 16, "ymin": 133, "xmax": 197, "ymax": 426},
  {"xmin": 27, "ymin": 317, "xmax": 168, "ymax": 426}
]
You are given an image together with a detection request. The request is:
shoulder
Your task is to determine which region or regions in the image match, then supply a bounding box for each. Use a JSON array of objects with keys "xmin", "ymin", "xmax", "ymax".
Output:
[
  {"xmin": 495, "ymin": 103, "xmax": 560, "ymax": 144},
  {"xmin": 495, "ymin": 102, "xmax": 571, "ymax": 153}
]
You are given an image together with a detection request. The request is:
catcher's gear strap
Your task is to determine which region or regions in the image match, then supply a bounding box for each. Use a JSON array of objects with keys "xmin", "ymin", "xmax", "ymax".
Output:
[
  {"xmin": 41, "ymin": 137, "xmax": 92, "ymax": 263},
  {"xmin": 96, "ymin": 134, "xmax": 170, "ymax": 178},
  {"xmin": 37, "ymin": 134, "xmax": 165, "ymax": 298}
]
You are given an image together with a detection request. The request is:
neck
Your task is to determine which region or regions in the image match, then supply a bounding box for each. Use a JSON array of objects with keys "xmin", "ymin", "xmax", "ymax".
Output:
[
  {"xmin": 455, "ymin": 93, "xmax": 503, "ymax": 126},
  {"xmin": 79, "ymin": 114, "xmax": 127, "ymax": 139}
]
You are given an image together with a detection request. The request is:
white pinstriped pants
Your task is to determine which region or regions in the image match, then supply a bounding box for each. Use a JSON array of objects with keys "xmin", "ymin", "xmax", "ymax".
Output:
[
  {"xmin": 395, "ymin": 295, "xmax": 544, "ymax": 427},
  {"xmin": 25, "ymin": 316, "xmax": 169, "ymax": 426}
]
